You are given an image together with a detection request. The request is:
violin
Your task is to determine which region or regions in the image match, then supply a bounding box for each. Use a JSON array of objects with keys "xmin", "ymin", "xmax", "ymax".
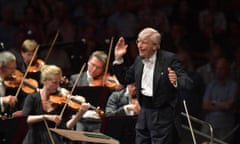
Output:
[
  {"xmin": 91, "ymin": 73, "xmax": 121, "ymax": 90},
  {"xmin": 4, "ymin": 69, "xmax": 39, "ymax": 94},
  {"xmin": 28, "ymin": 58, "xmax": 45, "ymax": 73},
  {"xmin": 49, "ymin": 88, "xmax": 104, "ymax": 117},
  {"xmin": 93, "ymin": 37, "xmax": 123, "ymax": 90}
]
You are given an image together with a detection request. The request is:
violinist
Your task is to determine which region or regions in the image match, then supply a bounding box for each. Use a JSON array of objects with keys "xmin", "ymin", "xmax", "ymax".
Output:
[
  {"xmin": 69, "ymin": 50, "xmax": 123, "ymax": 90},
  {"xmin": 5, "ymin": 39, "xmax": 42, "ymax": 111},
  {"xmin": 69, "ymin": 50, "xmax": 123, "ymax": 134},
  {"xmin": 22, "ymin": 64, "xmax": 90, "ymax": 144},
  {"xmin": 0, "ymin": 51, "xmax": 17, "ymax": 115},
  {"xmin": 12, "ymin": 39, "xmax": 44, "ymax": 83},
  {"xmin": 105, "ymin": 83, "xmax": 140, "ymax": 117}
]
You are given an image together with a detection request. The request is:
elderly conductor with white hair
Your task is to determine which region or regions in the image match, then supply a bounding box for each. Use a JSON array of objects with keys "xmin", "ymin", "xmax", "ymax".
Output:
[{"xmin": 113, "ymin": 27, "xmax": 193, "ymax": 144}]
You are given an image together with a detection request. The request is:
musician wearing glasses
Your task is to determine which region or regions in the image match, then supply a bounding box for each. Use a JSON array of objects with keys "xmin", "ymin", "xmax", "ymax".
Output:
[{"xmin": 0, "ymin": 51, "xmax": 17, "ymax": 115}]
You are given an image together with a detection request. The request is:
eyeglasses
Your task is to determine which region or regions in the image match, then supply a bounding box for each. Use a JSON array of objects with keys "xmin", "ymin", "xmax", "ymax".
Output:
[{"xmin": 88, "ymin": 62, "xmax": 104, "ymax": 70}]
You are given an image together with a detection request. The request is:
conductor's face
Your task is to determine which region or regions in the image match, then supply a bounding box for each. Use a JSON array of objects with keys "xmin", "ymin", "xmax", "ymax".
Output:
[
  {"xmin": 87, "ymin": 56, "xmax": 105, "ymax": 79},
  {"xmin": 136, "ymin": 37, "xmax": 158, "ymax": 58}
]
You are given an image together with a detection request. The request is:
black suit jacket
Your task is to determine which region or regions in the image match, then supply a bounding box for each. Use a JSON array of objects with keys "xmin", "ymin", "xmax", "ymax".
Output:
[{"xmin": 114, "ymin": 49, "xmax": 193, "ymax": 109}]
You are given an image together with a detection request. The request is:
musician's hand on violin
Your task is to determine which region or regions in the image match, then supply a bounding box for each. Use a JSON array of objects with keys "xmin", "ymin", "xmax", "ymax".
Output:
[
  {"xmin": 2, "ymin": 95, "xmax": 17, "ymax": 107},
  {"xmin": 114, "ymin": 37, "xmax": 128, "ymax": 61},
  {"xmin": 78, "ymin": 102, "xmax": 90, "ymax": 113}
]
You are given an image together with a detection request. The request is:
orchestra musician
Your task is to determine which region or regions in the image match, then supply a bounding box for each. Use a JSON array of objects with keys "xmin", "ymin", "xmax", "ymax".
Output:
[
  {"xmin": 105, "ymin": 83, "xmax": 140, "ymax": 117},
  {"xmin": 6, "ymin": 39, "xmax": 43, "ymax": 111},
  {"xmin": 69, "ymin": 50, "xmax": 123, "ymax": 135},
  {"xmin": 11, "ymin": 39, "xmax": 44, "ymax": 83},
  {"xmin": 0, "ymin": 51, "xmax": 17, "ymax": 116},
  {"xmin": 22, "ymin": 64, "xmax": 90, "ymax": 144},
  {"xmin": 69, "ymin": 50, "xmax": 123, "ymax": 90}
]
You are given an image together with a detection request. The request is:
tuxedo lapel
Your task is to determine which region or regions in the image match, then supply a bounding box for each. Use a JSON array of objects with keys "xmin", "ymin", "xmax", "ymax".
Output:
[
  {"xmin": 153, "ymin": 51, "xmax": 164, "ymax": 95},
  {"xmin": 135, "ymin": 59, "xmax": 144, "ymax": 90}
]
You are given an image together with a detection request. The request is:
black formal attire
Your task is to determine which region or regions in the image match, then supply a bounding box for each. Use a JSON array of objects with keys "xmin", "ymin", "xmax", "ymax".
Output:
[
  {"xmin": 113, "ymin": 49, "xmax": 193, "ymax": 144},
  {"xmin": 22, "ymin": 92, "xmax": 72, "ymax": 144}
]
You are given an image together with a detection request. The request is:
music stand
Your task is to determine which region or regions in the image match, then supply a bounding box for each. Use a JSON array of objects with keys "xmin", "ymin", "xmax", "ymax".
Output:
[
  {"xmin": 0, "ymin": 116, "xmax": 28, "ymax": 144},
  {"xmin": 50, "ymin": 128, "xmax": 119, "ymax": 144},
  {"xmin": 100, "ymin": 115, "xmax": 137, "ymax": 144}
]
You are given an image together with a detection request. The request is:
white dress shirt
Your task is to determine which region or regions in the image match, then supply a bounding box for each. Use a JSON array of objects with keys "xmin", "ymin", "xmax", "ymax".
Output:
[{"xmin": 141, "ymin": 52, "xmax": 156, "ymax": 97}]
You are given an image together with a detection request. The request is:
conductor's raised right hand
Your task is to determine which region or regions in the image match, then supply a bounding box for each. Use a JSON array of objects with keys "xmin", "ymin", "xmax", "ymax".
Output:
[{"xmin": 114, "ymin": 37, "xmax": 128, "ymax": 61}]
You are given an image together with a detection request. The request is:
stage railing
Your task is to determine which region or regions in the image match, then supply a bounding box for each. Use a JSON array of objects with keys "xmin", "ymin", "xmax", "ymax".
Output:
[
  {"xmin": 181, "ymin": 112, "xmax": 228, "ymax": 144},
  {"xmin": 182, "ymin": 100, "xmax": 228, "ymax": 144}
]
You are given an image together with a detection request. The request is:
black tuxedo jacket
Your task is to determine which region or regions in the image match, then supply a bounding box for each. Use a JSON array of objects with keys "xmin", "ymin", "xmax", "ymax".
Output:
[{"xmin": 114, "ymin": 49, "xmax": 193, "ymax": 109}]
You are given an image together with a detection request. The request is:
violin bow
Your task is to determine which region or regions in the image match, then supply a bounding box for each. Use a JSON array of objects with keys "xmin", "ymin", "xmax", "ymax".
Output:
[
  {"xmin": 59, "ymin": 63, "xmax": 86, "ymax": 118},
  {"xmin": 15, "ymin": 45, "xmax": 40, "ymax": 99},
  {"xmin": 43, "ymin": 119, "xmax": 55, "ymax": 144},
  {"xmin": 69, "ymin": 62, "xmax": 104, "ymax": 117},
  {"xmin": 102, "ymin": 37, "xmax": 114, "ymax": 86},
  {"xmin": 44, "ymin": 30, "xmax": 60, "ymax": 62}
]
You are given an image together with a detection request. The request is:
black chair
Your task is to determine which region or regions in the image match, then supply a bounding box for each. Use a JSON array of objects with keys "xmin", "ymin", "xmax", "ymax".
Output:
[{"xmin": 0, "ymin": 116, "xmax": 28, "ymax": 144}]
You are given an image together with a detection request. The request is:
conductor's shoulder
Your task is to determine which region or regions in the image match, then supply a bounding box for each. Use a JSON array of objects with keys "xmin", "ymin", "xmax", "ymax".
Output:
[{"xmin": 158, "ymin": 49, "xmax": 176, "ymax": 58}]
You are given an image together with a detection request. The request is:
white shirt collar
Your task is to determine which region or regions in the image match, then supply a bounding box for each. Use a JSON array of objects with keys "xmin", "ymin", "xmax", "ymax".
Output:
[
  {"xmin": 142, "ymin": 52, "xmax": 157, "ymax": 65},
  {"xmin": 87, "ymin": 71, "xmax": 93, "ymax": 83}
]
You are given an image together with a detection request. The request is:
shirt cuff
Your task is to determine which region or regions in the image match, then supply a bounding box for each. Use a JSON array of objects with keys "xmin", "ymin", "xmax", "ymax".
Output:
[
  {"xmin": 113, "ymin": 59, "xmax": 124, "ymax": 65},
  {"xmin": 173, "ymin": 80, "xmax": 178, "ymax": 88}
]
